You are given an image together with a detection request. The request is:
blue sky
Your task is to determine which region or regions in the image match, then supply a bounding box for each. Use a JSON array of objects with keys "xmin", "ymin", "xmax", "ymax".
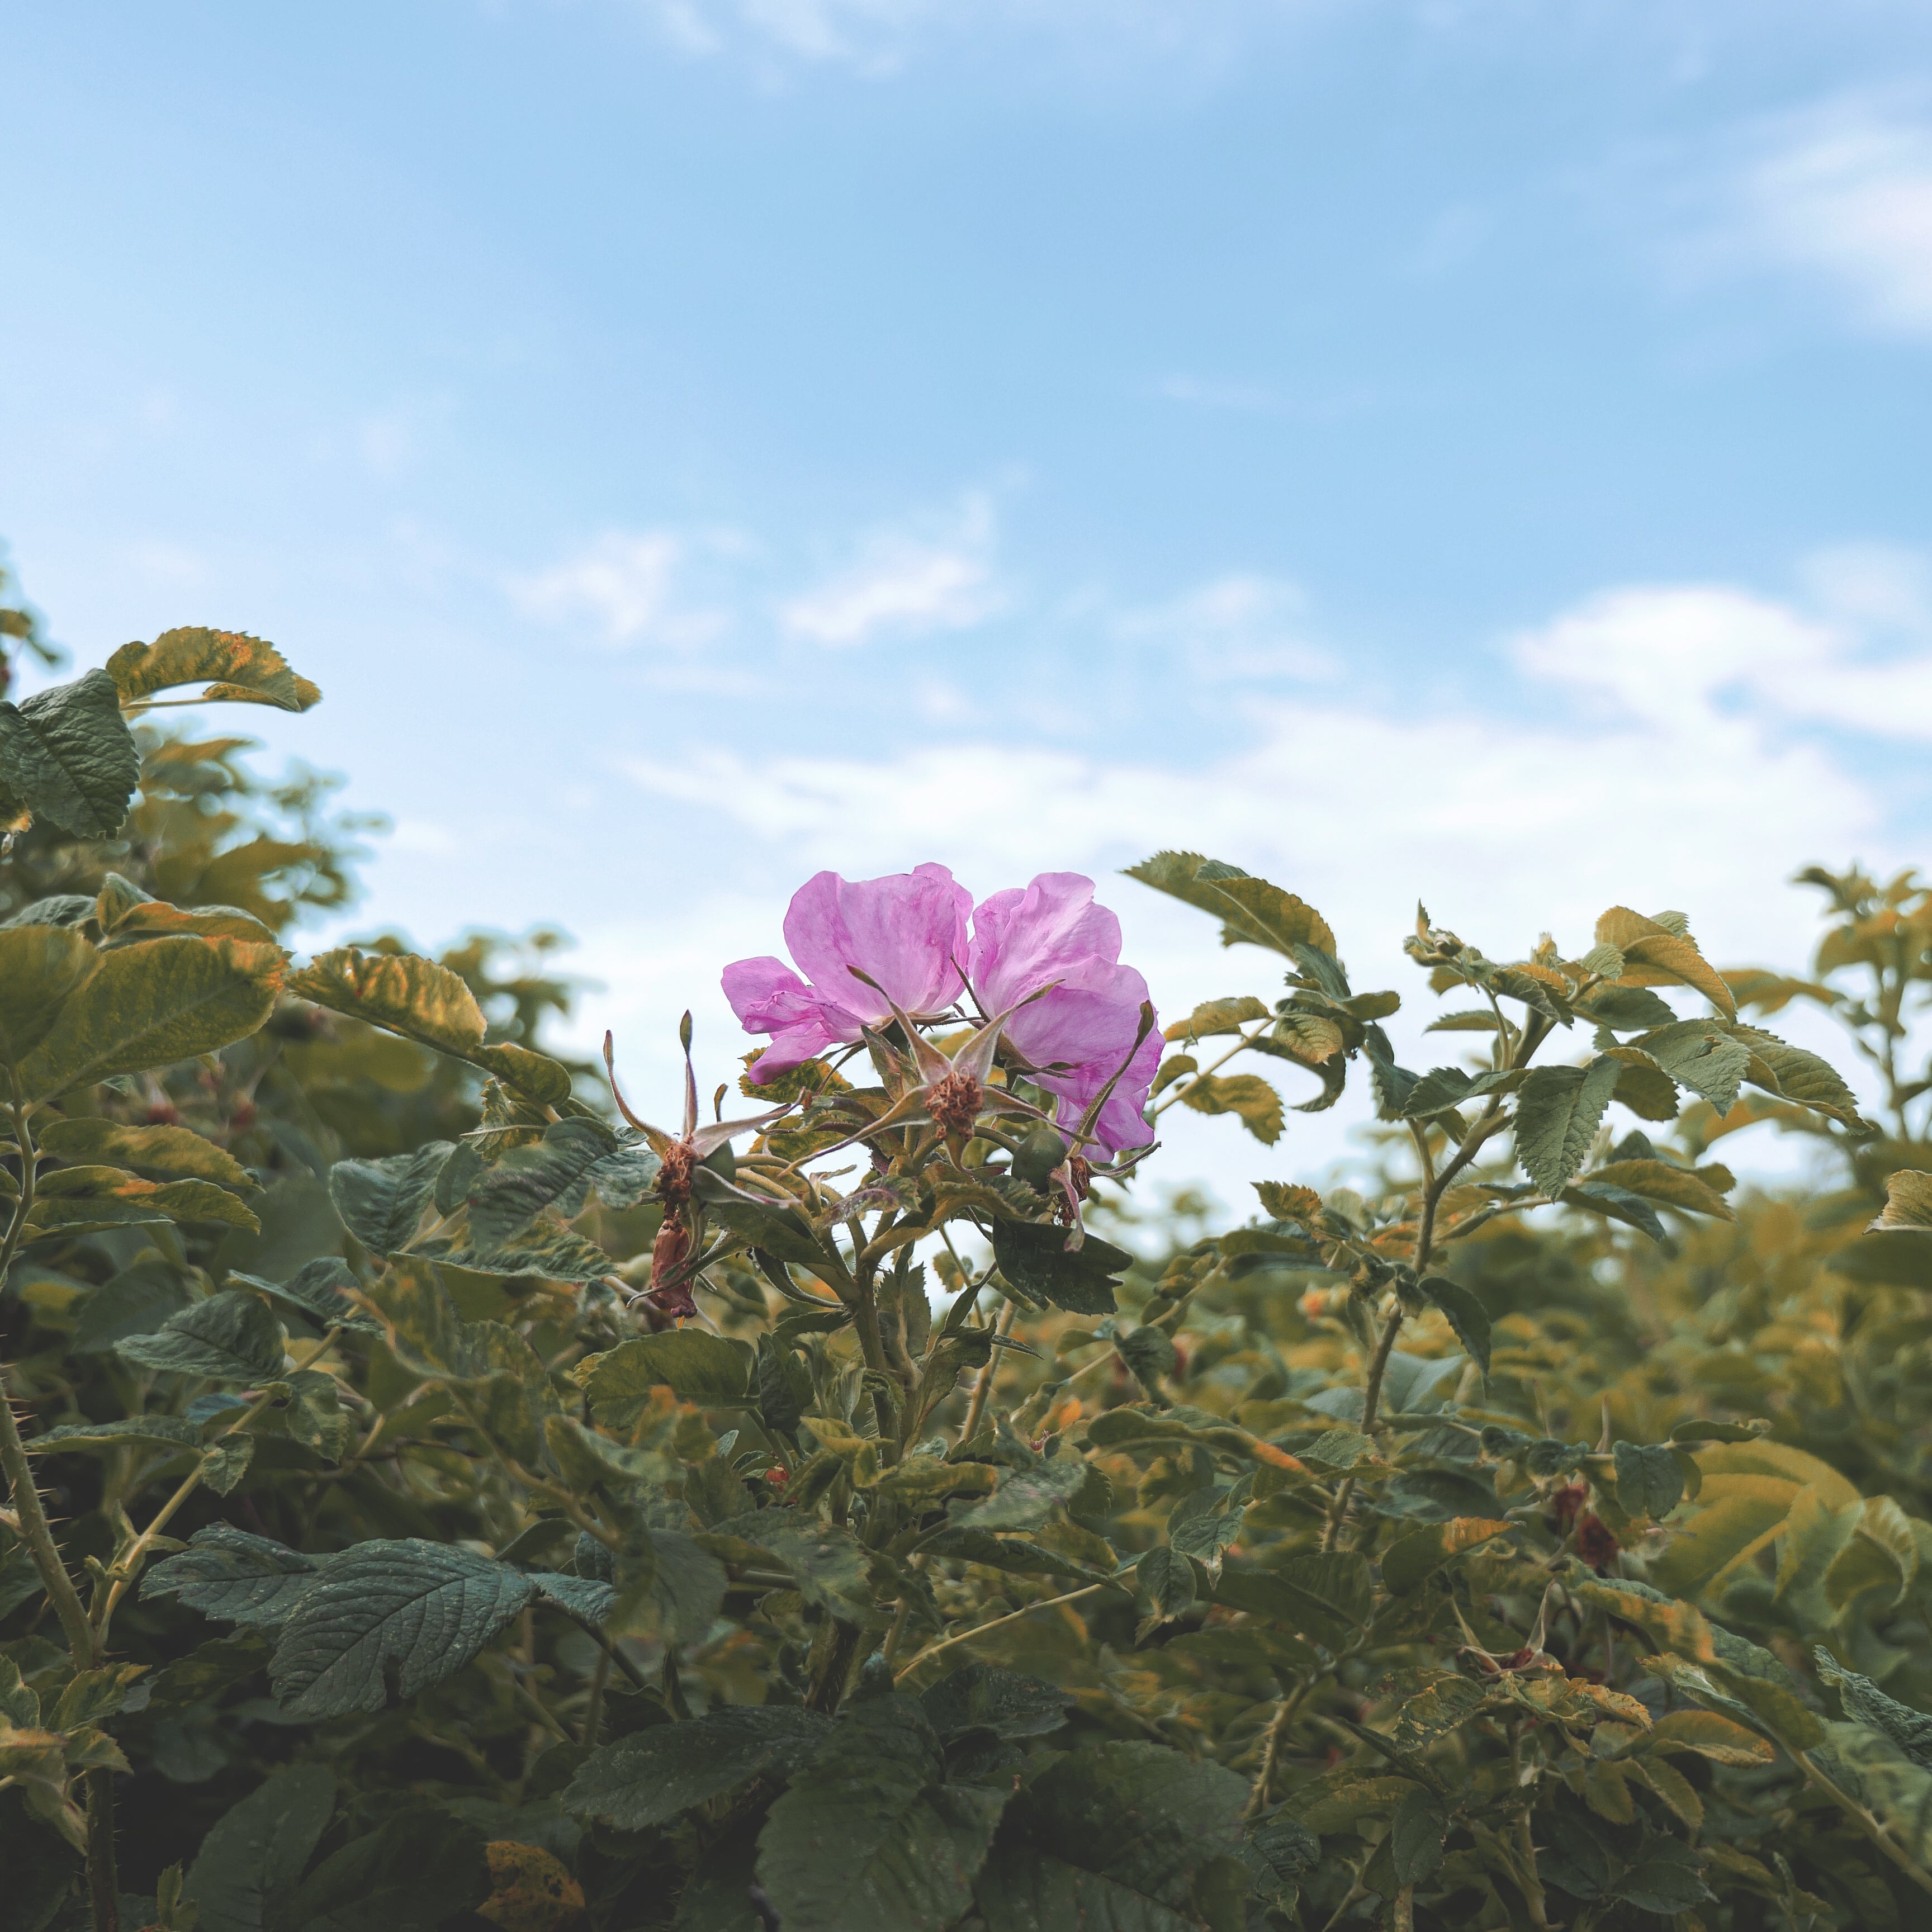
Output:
[{"xmin": 7, "ymin": 1, "xmax": 1932, "ymax": 1200}]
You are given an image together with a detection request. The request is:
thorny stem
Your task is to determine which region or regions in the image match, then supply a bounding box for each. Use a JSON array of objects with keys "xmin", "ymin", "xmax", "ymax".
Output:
[
  {"xmin": 1798, "ymin": 1750, "xmax": 1932, "ymax": 1899},
  {"xmin": 1243, "ymin": 1678, "xmax": 1313, "ymax": 1820},
  {"xmin": 0, "ymin": 1093, "xmax": 97, "ymax": 1665},
  {"xmin": 581, "ymin": 1648, "xmax": 612, "ymax": 1747},
  {"xmin": 894, "ymin": 1581, "xmax": 1110, "ymax": 1686}
]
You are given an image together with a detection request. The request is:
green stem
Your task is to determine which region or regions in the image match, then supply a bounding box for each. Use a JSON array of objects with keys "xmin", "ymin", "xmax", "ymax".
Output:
[
  {"xmin": 84, "ymin": 1770, "xmax": 119, "ymax": 1932},
  {"xmin": 893, "ymin": 1581, "xmax": 1110, "ymax": 1686}
]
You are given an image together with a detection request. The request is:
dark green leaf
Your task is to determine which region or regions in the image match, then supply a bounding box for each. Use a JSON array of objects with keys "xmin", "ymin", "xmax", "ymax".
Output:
[
  {"xmin": 991, "ymin": 1221, "xmax": 1133, "ymax": 1316},
  {"xmin": 282, "ymin": 1804, "xmax": 489, "ymax": 1932},
  {"xmin": 466, "ymin": 1117, "xmax": 659, "ymax": 1251},
  {"xmin": 563, "ymin": 1706, "xmax": 830, "ymax": 1830},
  {"xmin": 1420, "ymin": 1276, "xmax": 1491, "ymax": 1374},
  {"xmin": 326, "ymin": 1144, "xmax": 451, "ymax": 1256},
  {"xmin": 1513, "ymin": 1057, "xmax": 1622, "ymax": 1196},
  {"xmin": 577, "ymin": 1332, "xmax": 752, "ymax": 1424},
  {"xmin": 611, "ymin": 1526, "xmax": 728, "ymax": 1645},
  {"xmin": 184, "ymin": 1764, "xmax": 336, "ymax": 1932},
  {"xmin": 1614, "ymin": 1440, "xmax": 1686, "ymax": 1521},
  {"xmin": 756, "ymin": 1696, "xmax": 1008, "ymax": 1932},
  {"xmin": 143, "ymin": 1524, "xmax": 323, "ymax": 1628},
  {"xmin": 0, "ymin": 926, "xmax": 99, "ymax": 1069},
  {"xmin": 1390, "ymin": 1787, "xmax": 1446, "ymax": 1886},
  {"xmin": 0, "ymin": 669, "xmax": 140, "ymax": 837},
  {"xmin": 268, "ymin": 1540, "xmax": 534, "ymax": 1717},
  {"xmin": 115, "ymin": 1290, "xmax": 286, "ymax": 1382},
  {"xmin": 25, "ymin": 1416, "xmax": 202, "ymax": 1457},
  {"xmin": 921, "ymin": 1665, "xmax": 1072, "ymax": 1744},
  {"xmin": 1815, "ymin": 1648, "xmax": 1932, "ymax": 1768}
]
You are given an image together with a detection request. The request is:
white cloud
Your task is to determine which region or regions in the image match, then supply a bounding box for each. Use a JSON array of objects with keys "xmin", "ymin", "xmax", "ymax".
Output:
[
  {"xmin": 508, "ymin": 529, "xmax": 737, "ymax": 648},
  {"xmin": 779, "ymin": 495, "xmax": 1000, "ymax": 647},
  {"xmin": 1516, "ymin": 576, "xmax": 1932, "ymax": 740},
  {"xmin": 1715, "ymin": 95, "xmax": 1932, "ymax": 336},
  {"xmin": 1114, "ymin": 572, "xmax": 1336, "ymax": 683}
]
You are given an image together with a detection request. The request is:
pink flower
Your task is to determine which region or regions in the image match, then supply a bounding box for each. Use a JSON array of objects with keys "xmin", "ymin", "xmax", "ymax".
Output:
[
  {"xmin": 724, "ymin": 864, "xmax": 972, "ymax": 1081},
  {"xmin": 969, "ymin": 873, "xmax": 1158, "ymax": 1154}
]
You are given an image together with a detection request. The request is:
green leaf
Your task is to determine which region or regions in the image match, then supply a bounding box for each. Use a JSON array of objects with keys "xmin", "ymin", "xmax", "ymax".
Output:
[
  {"xmin": 282, "ymin": 1804, "xmax": 489, "ymax": 1932},
  {"xmin": 703, "ymin": 1511, "xmax": 873, "ymax": 1621},
  {"xmin": 0, "ymin": 926, "xmax": 99, "ymax": 1069},
  {"xmin": 972, "ymin": 1739, "xmax": 1248, "ymax": 1931},
  {"xmin": 115, "ymin": 1290, "xmax": 286, "ymax": 1382},
  {"xmin": 1420, "ymin": 1276, "xmax": 1491, "ymax": 1374},
  {"xmin": 16, "ymin": 935, "xmax": 284, "ymax": 1105},
  {"xmin": 1587, "ymin": 1157, "xmax": 1735, "ymax": 1219},
  {"xmin": 1512, "ymin": 1056, "xmax": 1622, "ymax": 1196},
  {"xmin": 1626, "ymin": 1020, "xmax": 1753, "ymax": 1116},
  {"xmin": 1615, "ymin": 1440, "xmax": 1687, "ymax": 1521},
  {"xmin": 36, "ymin": 1116, "xmax": 253, "ymax": 1190},
  {"xmin": 1214, "ymin": 1554, "xmax": 1370, "ymax": 1649},
  {"xmin": 143, "ymin": 1523, "xmax": 324, "ymax": 1627},
  {"xmin": 991, "ymin": 1221, "xmax": 1134, "ymax": 1316},
  {"xmin": 467, "ymin": 1117, "xmax": 660, "ymax": 1252},
  {"xmin": 576, "ymin": 1332, "xmax": 752, "ymax": 1424},
  {"xmin": 1135, "ymin": 1545, "xmax": 1197, "ymax": 1621},
  {"xmin": 1390, "ymin": 1786, "xmax": 1446, "ymax": 1886},
  {"xmin": 268, "ymin": 1540, "xmax": 534, "ymax": 1717},
  {"xmin": 1401, "ymin": 1065, "xmax": 1521, "ymax": 1117},
  {"xmin": 25, "ymin": 1416, "xmax": 202, "ymax": 1457},
  {"xmin": 948, "ymin": 1452, "xmax": 1091, "ymax": 1535},
  {"xmin": 1729, "ymin": 1024, "xmax": 1863, "ymax": 1125},
  {"xmin": 921, "ymin": 1665, "xmax": 1072, "ymax": 1743},
  {"xmin": 757, "ymin": 1696, "xmax": 1008, "ymax": 1932},
  {"xmin": 563, "ymin": 1706, "xmax": 830, "ymax": 1830},
  {"xmin": 1379, "ymin": 1517, "xmax": 1513, "ymax": 1595},
  {"xmin": 1613, "ymin": 1838, "xmax": 1713, "ymax": 1915},
  {"xmin": 74, "ymin": 1260, "xmax": 191, "ymax": 1353},
  {"xmin": 1179, "ymin": 1072, "xmax": 1284, "ymax": 1144},
  {"xmin": 1163, "ymin": 997, "xmax": 1270, "ymax": 1041},
  {"xmin": 327, "ymin": 1143, "xmax": 452, "ymax": 1256},
  {"xmin": 1125, "ymin": 853, "xmax": 1337, "ymax": 958},
  {"xmin": 228, "ymin": 1259, "xmax": 378, "ymax": 1337},
  {"xmin": 1812, "ymin": 1720, "xmax": 1932, "ymax": 1867},
  {"xmin": 0, "ymin": 669, "xmax": 141, "ymax": 836},
  {"xmin": 1815, "ymin": 1648, "xmax": 1932, "ymax": 1767},
  {"xmin": 610, "ymin": 1525, "xmax": 729, "ymax": 1645},
  {"xmin": 183, "ymin": 1765, "xmax": 334, "ymax": 1932},
  {"xmin": 915, "ymin": 1529, "xmax": 1109, "ymax": 1587}
]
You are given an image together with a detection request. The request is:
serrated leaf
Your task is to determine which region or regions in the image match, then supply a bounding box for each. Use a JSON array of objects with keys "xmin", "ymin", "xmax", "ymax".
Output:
[
  {"xmin": 0, "ymin": 925, "xmax": 100, "ymax": 1069},
  {"xmin": 268, "ymin": 1539, "xmax": 534, "ymax": 1717},
  {"xmin": 1179, "ymin": 1072, "xmax": 1283, "ymax": 1144},
  {"xmin": 1811, "ymin": 1721, "xmax": 1932, "ymax": 1867},
  {"xmin": 1587, "ymin": 1158, "xmax": 1735, "ymax": 1219},
  {"xmin": 576, "ymin": 1332, "xmax": 752, "ymax": 1424},
  {"xmin": 1389, "ymin": 1787, "xmax": 1446, "ymax": 1886},
  {"xmin": 1647, "ymin": 1710, "xmax": 1775, "ymax": 1765},
  {"xmin": 1379, "ymin": 1517, "xmax": 1512, "ymax": 1595},
  {"xmin": 16, "ymin": 935, "xmax": 284, "ymax": 1105},
  {"xmin": 1595, "ymin": 907, "xmax": 1735, "ymax": 1017},
  {"xmin": 757, "ymin": 1696, "xmax": 1008, "ymax": 1932},
  {"xmin": 1513, "ymin": 1057, "xmax": 1622, "ymax": 1196},
  {"xmin": 1125, "ymin": 852, "xmax": 1337, "ymax": 956},
  {"xmin": 138, "ymin": 1628, "xmax": 272, "ymax": 1715},
  {"xmin": 116, "ymin": 1289, "xmax": 286, "ymax": 1382},
  {"xmin": 0, "ymin": 669, "xmax": 141, "ymax": 836},
  {"xmin": 282, "ymin": 1803, "xmax": 489, "ymax": 1932},
  {"xmin": 1164, "ymin": 997, "xmax": 1270, "ymax": 1041},
  {"xmin": 991, "ymin": 1221, "xmax": 1134, "ymax": 1315},
  {"xmin": 142, "ymin": 1523, "xmax": 324, "ymax": 1627},
  {"xmin": 704, "ymin": 1510, "xmax": 872, "ymax": 1620},
  {"xmin": 972, "ymin": 1738, "xmax": 1247, "ymax": 1930},
  {"xmin": 1729, "ymin": 1024, "xmax": 1863, "ymax": 1125},
  {"xmin": 184, "ymin": 1763, "xmax": 337, "ymax": 1932},
  {"xmin": 108, "ymin": 628, "xmax": 321, "ymax": 712},
  {"xmin": 328, "ymin": 1143, "xmax": 452, "ymax": 1256},
  {"xmin": 921, "ymin": 1665, "xmax": 1072, "ymax": 1743},
  {"xmin": 466, "ymin": 1116, "xmax": 659, "ymax": 1251},
  {"xmin": 564, "ymin": 1706, "xmax": 830, "ymax": 1830},
  {"xmin": 1614, "ymin": 1441, "xmax": 1686, "ymax": 1521},
  {"xmin": 1625, "ymin": 1020, "xmax": 1752, "ymax": 1116},
  {"xmin": 1815, "ymin": 1647, "xmax": 1932, "ymax": 1767},
  {"xmin": 36, "ymin": 1116, "xmax": 252, "ymax": 1189},
  {"xmin": 1870, "ymin": 1169, "xmax": 1932, "ymax": 1232},
  {"xmin": 25, "ymin": 1415, "xmax": 203, "ymax": 1456},
  {"xmin": 1420, "ymin": 1275, "xmax": 1491, "ymax": 1373},
  {"xmin": 229, "ymin": 1258, "xmax": 379, "ymax": 1337},
  {"xmin": 611, "ymin": 1524, "xmax": 728, "ymax": 1644}
]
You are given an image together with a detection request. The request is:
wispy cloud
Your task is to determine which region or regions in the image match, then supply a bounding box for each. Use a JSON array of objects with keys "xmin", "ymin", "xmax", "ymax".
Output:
[
  {"xmin": 779, "ymin": 495, "xmax": 1000, "ymax": 647},
  {"xmin": 507, "ymin": 529, "xmax": 740, "ymax": 648},
  {"xmin": 1112, "ymin": 572, "xmax": 1336, "ymax": 683},
  {"xmin": 1692, "ymin": 93, "xmax": 1932, "ymax": 337}
]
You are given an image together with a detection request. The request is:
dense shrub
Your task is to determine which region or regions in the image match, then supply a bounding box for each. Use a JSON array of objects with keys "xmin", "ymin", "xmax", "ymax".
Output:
[{"xmin": 5, "ymin": 586, "xmax": 1932, "ymax": 1932}]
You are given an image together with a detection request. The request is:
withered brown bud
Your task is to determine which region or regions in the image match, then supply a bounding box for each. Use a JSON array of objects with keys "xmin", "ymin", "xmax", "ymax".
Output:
[
  {"xmin": 656, "ymin": 1141, "xmax": 698, "ymax": 1208},
  {"xmin": 928, "ymin": 1069, "xmax": 983, "ymax": 1135}
]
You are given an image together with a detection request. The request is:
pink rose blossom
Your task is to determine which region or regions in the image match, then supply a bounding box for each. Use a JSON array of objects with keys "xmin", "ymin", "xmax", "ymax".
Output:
[
  {"xmin": 723, "ymin": 863, "xmax": 971, "ymax": 1081},
  {"xmin": 969, "ymin": 872, "xmax": 1158, "ymax": 1154}
]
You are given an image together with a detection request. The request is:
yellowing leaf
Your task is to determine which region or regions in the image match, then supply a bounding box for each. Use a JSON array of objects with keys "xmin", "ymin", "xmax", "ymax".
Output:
[
  {"xmin": 1597, "ymin": 907, "xmax": 1736, "ymax": 1019},
  {"xmin": 479, "ymin": 1840, "xmax": 585, "ymax": 1932},
  {"xmin": 36, "ymin": 1117, "xmax": 252, "ymax": 1190},
  {"xmin": 1164, "ymin": 996, "xmax": 1270, "ymax": 1041},
  {"xmin": 0, "ymin": 926, "xmax": 100, "ymax": 1070},
  {"xmin": 1126, "ymin": 851, "xmax": 1337, "ymax": 957},
  {"xmin": 1648, "ymin": 1710, "xmax": 1775, "ymax": 1765},
  {"xmin": 1180, "ymin": 1072, "xmax": 1284, "ymax": 1144},
  {"xmin": 290, "ymin": 946, "xmax": 486, "ymax": 1056},
  {"xmin": 16, "ymin": 936, "xmax": 284, "ymax": 1105},
  {"xmin": 1871, "ymin": 1169, "xmax": 1932, "ymax": 1231},
  {"xmin": 1588, "ymin": 1159, "xmax": 1735, "ymax": 1220},
  {"xmin": 107, "ymin": 628, "xmax": 321, "ymax": 712}
]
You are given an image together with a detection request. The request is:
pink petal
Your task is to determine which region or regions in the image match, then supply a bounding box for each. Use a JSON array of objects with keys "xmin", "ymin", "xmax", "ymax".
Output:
[
  {"xmin": 1047, "ymin": 1024, "xmax": 1163, "ymax": 1154},
  {"xmin": 969, "ymin": 873, "xmax": 1122, "ymax": 1015},
  {"xmin": 1002, "ymin": 958, "xmax": 1152, "ymax": 1075},
  {"xmin": 783, "ymin": 864, "xmax": 971, "ymax": 1022}
]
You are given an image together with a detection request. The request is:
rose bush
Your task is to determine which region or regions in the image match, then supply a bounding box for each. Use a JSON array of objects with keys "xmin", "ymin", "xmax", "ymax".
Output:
[{"xmin": 4, "ymin": 575, "xmax": 1932, "ymax": 1932}]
